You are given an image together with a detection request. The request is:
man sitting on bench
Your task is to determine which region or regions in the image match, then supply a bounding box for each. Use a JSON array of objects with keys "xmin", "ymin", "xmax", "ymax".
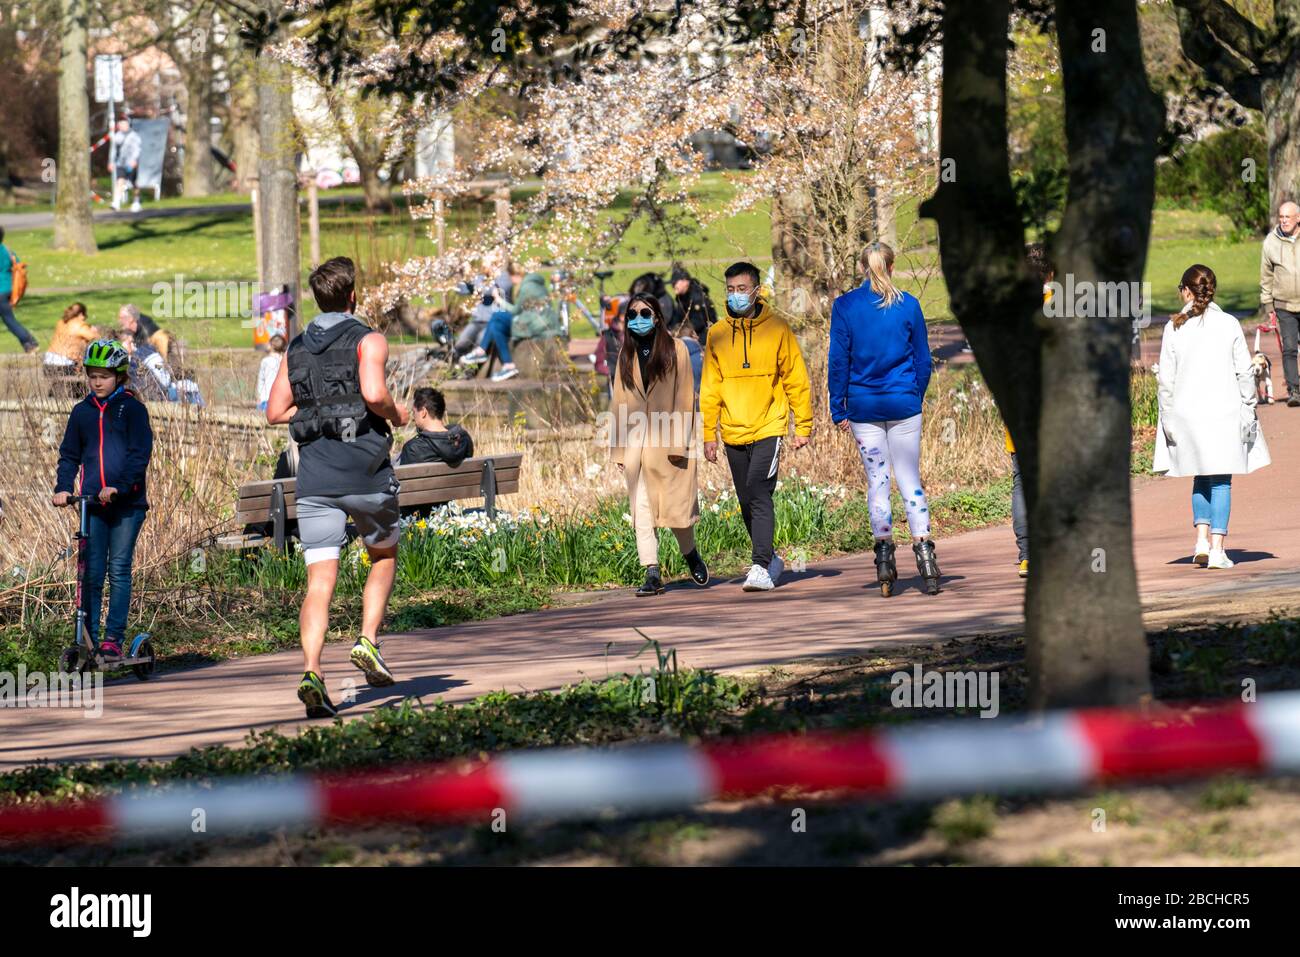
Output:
[{"xmin": 398, "ymin": 387, "xmax": 474, "ymax": 519}]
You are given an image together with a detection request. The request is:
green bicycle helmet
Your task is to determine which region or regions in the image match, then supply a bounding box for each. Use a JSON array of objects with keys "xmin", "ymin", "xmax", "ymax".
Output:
[{"xmin": 83, "ymin": 338, "xmax": 130, "ymax": 373}]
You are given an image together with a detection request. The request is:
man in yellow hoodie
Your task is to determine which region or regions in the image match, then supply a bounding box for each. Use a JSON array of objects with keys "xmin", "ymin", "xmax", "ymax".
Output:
[{"xmin": 701, "ymin": 261, "xmax": 813, "ymax": 591}]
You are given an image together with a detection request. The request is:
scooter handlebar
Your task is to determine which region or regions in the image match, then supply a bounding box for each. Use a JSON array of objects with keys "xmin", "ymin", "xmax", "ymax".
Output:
[{"xmin": 56, "ymin": 492, "xmax": 116, "ymax": 506}]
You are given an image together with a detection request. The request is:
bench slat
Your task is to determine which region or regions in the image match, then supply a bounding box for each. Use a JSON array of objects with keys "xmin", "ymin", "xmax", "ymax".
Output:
[
  {"xmin": 236, "ymin": 481, "xmax": 518, "ymax": 524},
  {"xmin": 236, "ymin": 468, "xmax": 520, "ymax": 511},
  {"xmin": 235, "ymin": 453, "xmax": 523, "ymax": 498}
]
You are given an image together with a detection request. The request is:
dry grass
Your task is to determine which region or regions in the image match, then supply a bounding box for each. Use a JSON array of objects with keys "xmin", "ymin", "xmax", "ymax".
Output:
[{"xmin": 451, "ymin": 336, "xmax": 1008, "ymax": 521}]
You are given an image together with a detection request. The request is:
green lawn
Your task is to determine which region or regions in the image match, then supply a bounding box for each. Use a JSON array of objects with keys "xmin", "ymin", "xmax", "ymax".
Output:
[{"xmin": 0, "ymin": 171, "xmax": 1267, "ymax": 353}]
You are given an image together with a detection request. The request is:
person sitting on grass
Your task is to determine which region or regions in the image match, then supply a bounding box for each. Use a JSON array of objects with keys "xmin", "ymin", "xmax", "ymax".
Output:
[
  {"xmin": 118, "ymin": 303, "xmax": 172, "ymax": 362},
  {"xmin": 44, "ymin": 302, "xmax": 100, "ymax": 397},
  {"xmin": 51, "ymin": 339, "xmax": 153, "ymax": 660},
  {"xmin": 117, "ymin": 329, "xmax": 172, "ymax": 402}
]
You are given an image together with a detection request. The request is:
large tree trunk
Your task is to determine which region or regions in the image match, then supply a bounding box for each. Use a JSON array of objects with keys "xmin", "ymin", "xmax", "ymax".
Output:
[
  {"xmin": 182, "ymin": 28, "xmax": 215, "ymax": 198},
  {"xmin": 359, "ymin": 160, "xmax": 392, "ymax": 213},
  {"xmin": 54, "ymin": 0, "xmax": 96, "ymax": 254},
  {"xmin": 770, "ymin": 186, "xmax": 819, "ymax": 318},
  {"xmin": 257, "ymin": 28, "xmax": 302, "ymax": 336},
  {"xmin": 1262, "ymin": 44, "xmax": 1300, "ymax": 221},
  {"xmin": 920, "ymin": 0, "xmax": 1154, "ymax": 709},
  {"xmin": 229, "ymin": 76, "xmax": 260, "ymax": 193},
  {"xmin": 1030, "ymin": 0, "xmax": 1160, "ymax": 707}
]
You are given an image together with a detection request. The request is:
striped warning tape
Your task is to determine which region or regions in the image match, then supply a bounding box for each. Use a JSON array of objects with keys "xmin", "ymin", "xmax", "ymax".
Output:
[{"xmin": 3, "ymin": 691, "xmax": 1299, "ymax": 845}]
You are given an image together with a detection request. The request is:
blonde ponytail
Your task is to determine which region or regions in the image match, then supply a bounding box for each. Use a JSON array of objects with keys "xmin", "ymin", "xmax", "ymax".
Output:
[{"xmin": 862, "ymin": 242, "xmax": 902, "ymax": 307}]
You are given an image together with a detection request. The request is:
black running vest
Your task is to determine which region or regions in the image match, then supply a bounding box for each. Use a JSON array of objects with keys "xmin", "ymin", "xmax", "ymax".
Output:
[{"xmin": 286, "ymin": 317, "xmax": 394, "ymax": 498}]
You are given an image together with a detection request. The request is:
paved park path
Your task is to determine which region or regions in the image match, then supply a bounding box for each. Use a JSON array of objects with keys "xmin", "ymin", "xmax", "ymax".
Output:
[{"xmin": 5, "ymin": 336, "xmax": 1300, "ymax": 768}]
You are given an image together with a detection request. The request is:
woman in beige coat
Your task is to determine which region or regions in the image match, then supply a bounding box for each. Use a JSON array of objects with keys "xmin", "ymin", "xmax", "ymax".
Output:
[{"xmin": 610, "ymin": 294, "xmax": 709, "ymax": 595}]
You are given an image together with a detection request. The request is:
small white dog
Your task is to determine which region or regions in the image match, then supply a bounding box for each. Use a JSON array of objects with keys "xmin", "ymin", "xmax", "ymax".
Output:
[{"xmin": 1252, "ymin": 352, "xmax": 1274, "ymax": 404}]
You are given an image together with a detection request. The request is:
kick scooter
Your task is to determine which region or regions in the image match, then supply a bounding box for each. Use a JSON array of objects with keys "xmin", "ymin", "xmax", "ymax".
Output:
[{"xmin": 56, "ymin": 493, "xmax": 156, "ymax": 680}]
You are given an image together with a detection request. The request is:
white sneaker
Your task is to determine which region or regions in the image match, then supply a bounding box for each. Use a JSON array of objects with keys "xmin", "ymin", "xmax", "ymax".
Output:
[
  {"xmin": 130, "ymin": 200, "xmax": 142, "ymax": 212},
  {"xmin": 1206, "ymin": 549, "xmax": 1234, "ymax": 569},
  {"xmin": 460, "ymin": 347, "xmax": 488, "ymax": 366},
  {"xmin": 490, "ymin": 363, "xmax": 519, "ymax": 382},
  {"xmin": 742, "ymin": 563, "xmax": 774, "ymax": 592},
  {"xmin": 767, "ymin": 554, "xmax": 784, "ymax": 585},
  {"xmin": 1193, "ymin": 541, "xmax": 1210, "ymax": 567}
]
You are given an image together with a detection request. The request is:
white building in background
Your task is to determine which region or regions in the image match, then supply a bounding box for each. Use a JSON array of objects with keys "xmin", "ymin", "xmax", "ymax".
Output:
[
  {"xmin": 414, "ymin": 113, "xmax": 456, "ymax": 179},
  {"xmin": 292, "ymin": 75, "xmax": 357, "ymax": 185},
  {"xmin": 292, "ymin": 78, "xmax": 456, "ymax": 188}
]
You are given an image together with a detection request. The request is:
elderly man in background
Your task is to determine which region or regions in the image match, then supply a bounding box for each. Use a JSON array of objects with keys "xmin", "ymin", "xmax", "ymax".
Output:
[
  {"xmin": 1261, "ymin": 200, "xmax": 1300, "ymax": 407},
  {"xmin": 118, "ymin": 303, "xmax": 171, "ymax": 363}
]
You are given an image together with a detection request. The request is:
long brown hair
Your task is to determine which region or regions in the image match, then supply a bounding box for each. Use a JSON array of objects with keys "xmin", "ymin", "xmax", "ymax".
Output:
[
  {"xmin": 62, "ymin": 302, "xmax": 87, "ymax": 323},
  {"xmin": 618, "ymin": 295, "xmax": 677, "ymax": 392},
  {"xmin": 1173, "ymin": 264, "xmax": 1216, "ymax": 329}
]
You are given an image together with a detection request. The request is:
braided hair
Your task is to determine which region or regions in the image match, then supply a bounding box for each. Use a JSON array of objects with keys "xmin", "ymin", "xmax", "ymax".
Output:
[{"xmin": 1173, "ymin": 264, "xmax": 1216, "ymax": 329}]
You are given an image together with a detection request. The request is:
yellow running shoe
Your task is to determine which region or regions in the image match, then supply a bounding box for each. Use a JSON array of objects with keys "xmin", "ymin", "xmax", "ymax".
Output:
[
  {"xmin": 350, "ymin": 636, "xmax": 395, "ymax": 687},
  {"xmin": 297, "ymin": 671, "xmax": 338, "ymax": 719},
  {"xmin": 1018, "ymin": 559, "xmax": 1028, "ymax": 579}
]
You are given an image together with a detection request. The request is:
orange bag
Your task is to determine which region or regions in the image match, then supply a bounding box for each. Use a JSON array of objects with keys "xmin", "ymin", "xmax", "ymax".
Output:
[{"xmin": 8, "ymin": 253, "xmax": 25, "ymax": 306}]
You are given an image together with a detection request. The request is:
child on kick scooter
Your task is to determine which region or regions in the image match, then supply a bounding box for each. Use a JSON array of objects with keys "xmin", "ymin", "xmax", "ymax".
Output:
[{"xmin": 51, "ymin": 339, "xmax": 153, "ymax": 660}]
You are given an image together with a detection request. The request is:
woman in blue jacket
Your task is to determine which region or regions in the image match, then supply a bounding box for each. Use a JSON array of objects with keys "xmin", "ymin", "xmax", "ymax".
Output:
[{"xmin": 828, "ymin": 242, "xmax": 939, "ymax": 596}]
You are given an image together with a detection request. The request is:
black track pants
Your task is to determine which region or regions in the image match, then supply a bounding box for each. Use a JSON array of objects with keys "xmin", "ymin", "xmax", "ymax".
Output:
[{"xmin": 724, "ymin": 435, "xmax": 781, "ymax": 567}]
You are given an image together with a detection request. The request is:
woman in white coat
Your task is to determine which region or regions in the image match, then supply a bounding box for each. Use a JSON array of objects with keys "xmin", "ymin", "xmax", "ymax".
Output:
[{"xmin": 1153, "ymin": 264, "xmax": 1270, "ymax": 568}]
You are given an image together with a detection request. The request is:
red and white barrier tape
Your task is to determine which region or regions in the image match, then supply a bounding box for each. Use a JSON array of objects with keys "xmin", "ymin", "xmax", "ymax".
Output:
[{"xmin": 4, "ymin": 692, "xmax": 1300, "ymax": 845}]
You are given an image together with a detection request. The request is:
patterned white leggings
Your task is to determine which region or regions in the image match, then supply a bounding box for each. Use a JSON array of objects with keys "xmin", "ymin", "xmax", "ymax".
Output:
[{"xmin": 850, "ymin": 414, "xmax": 930, "ymax": 540}]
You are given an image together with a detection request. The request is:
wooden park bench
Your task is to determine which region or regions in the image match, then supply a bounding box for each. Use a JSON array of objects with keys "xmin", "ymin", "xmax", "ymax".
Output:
[{"xmin": 223, "ymin": 452, "xmax": 523, "ymax": 550}]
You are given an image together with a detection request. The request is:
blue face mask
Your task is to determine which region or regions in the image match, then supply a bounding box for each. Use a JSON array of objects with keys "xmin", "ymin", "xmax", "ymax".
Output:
[
  {"xmin": 627, "ymin": 315, "xmax": 656, "ymax": 336},
  {"xmin": 727, "ymin": 291, "xmax": 753, "ymax": 313}
]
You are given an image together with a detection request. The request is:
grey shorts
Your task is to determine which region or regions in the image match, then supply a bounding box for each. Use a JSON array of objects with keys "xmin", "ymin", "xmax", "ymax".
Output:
[{"xmin": 296, "ymin": 491, "xmax": 400, "ymax": 565}]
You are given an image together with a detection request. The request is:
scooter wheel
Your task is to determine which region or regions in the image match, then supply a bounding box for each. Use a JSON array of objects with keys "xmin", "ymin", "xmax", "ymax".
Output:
[
  {"xmin": 58, "ymin": 647, "xmax": 84, "ymax": 674},
  {"xmin": 880, "ymin": 580, "xmax": 894, "ymax": 598},
  {"xmin": 131, "ymin": 639, "xmax": 156, "ymax": 681}
]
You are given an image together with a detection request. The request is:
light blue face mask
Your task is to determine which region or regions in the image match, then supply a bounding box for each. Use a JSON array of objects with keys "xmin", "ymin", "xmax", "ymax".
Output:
[
  {"xmin": 727, "ymin": 291, "xmax": 753, "ymax": 313},
  {"xmin": 627, "ymin": 315, "xmax": 656, "ymax": 336}
]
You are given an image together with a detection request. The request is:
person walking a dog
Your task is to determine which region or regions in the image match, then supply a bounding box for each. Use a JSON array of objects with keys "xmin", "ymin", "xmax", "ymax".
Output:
[
  {"xmin": 1260, "ymin": 200, "xmax": 1300, "ymax": 405},
  {"xmin": 1154, "ymin": 264, "xmax": 1271, "ymax": 569},
  {"xmin": 265, "ymin": 256, "xmax": 409, "ymax": 717}
]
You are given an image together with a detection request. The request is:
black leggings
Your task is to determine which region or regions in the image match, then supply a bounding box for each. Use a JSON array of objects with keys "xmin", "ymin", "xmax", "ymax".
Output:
[{"xmin": 725, "ymin": 436, "xmax": 781, "ymax": 566}]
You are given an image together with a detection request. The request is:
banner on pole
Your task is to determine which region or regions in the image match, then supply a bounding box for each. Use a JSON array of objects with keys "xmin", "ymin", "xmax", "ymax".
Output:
[{"xmin": 132, "ymin": 118, "xmax": 170, "ymax": 197}]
